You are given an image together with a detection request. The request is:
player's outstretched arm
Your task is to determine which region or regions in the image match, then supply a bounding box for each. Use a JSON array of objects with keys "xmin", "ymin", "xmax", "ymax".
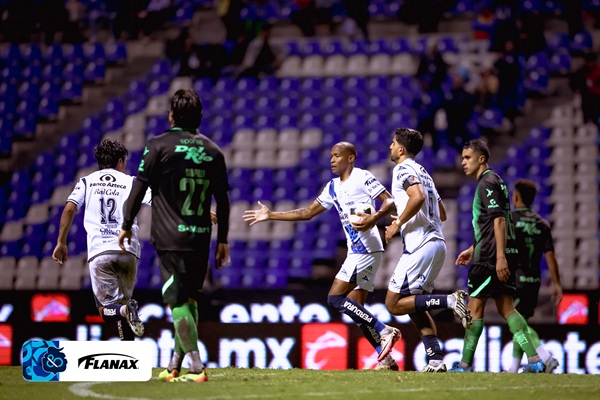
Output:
[
  {"xmin": 244, "ymin": 200, "xmax": 326, "ymax": 225},
  {"xmin": 52, "ymin": 202, "xmax": 77, "ymax": 265},
  {"xmin": 456, "ymin": 245, "xmax": 474, "ymax": 266}
]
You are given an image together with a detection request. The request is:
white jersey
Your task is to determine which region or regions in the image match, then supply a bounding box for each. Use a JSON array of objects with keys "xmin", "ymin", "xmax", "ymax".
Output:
[
  {"xmin": 67, "ymin": 168, "xmax": 151, "ymax": 261},
  {"xmin": 392, "ymin": 158, "xmax": 444, "ymax": 254},
  {"xmin": 316, "ymin": 167, "xmax": 385, "ymax": 254}
]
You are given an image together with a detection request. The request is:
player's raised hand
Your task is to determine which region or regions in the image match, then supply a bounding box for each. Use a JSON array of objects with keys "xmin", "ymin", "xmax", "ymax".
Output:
[{"xmin": 243, "ymin": 201, "xmax": 271, "ymax": 226}]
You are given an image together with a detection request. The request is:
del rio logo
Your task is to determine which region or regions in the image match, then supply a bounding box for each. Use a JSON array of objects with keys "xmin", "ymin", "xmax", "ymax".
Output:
[{"xmin": 78, "ymin": 353, "xmax": 140, "ymax": 369}]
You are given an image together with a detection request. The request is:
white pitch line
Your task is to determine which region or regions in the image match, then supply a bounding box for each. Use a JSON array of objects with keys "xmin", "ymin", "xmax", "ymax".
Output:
[{"xmin": 69, "ymin": 381, "xmax": 597, "ymax": 400}]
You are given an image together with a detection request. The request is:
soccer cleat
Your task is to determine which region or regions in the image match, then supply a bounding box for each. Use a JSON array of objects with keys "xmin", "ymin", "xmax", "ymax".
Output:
[
  {"xmin": 522, "ymin": 360, "xmax": 545, "ymax": 373},
  {"xmin": 126, "ymin": 299, "xmax": 144, "ymax": 336},
  {"xmin": 450, "ymin": 290, "xmax": 472, "ymax": 328},
  {"xmin": 420, "ymin": 361, "xmax": 447, "ymax": 373},
  {"xmin": 448, "ymin": 361, "xmax": 473, "ymax": 372},
  {"xmin": 544, "ymin": 357, "xmax": 559, "ymax": 373},
  {"xmin": 374, "ymin": 355, "xmax": 399, "ymax": 371},
  {"xmin": 171, "ymin": 368, "xmax": 208, "ymax": 382},
  {"xmin": 377, "ymin": 326, "xmax": 401, "ymax": 362},
  {"xmin": 158, "ymin": 368, "xmax": 179, "ymax": 381}
]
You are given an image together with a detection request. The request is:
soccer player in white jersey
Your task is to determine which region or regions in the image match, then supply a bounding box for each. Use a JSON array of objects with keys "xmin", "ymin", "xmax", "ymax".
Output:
[
  {"xmin": 53, "ymin": 139, "xmax": 151, "ymax": 340},
  {"xmin": 383, "ymin": 128, "xmax": 471, "ymax": 372},
  {"xmin": 244, "ymin": 142, "xmax": 402, "ymax": 368}
]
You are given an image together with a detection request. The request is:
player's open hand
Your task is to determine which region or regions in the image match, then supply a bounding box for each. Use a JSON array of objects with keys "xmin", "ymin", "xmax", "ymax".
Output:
[
  {"xmin": 210, "ymin": 211, "xmax": 218, "ymax": 225},
  {"xmin": 118, "ymin": 229, "xmax": 132, "ymax": 251},
  {"xmin": 243, "ymin": 201, "xmax": 271, "ymax": 226},
  {"xmin": 456, "ymin": 246, "xmax": 473, "ymax": 266},
  {"xmin": 384, "ymin": 215, "xmax": 400, "ymax": 243},
  {"xmin": 52, "ymin": 243, "xmax": 68, "ymax": 265}
]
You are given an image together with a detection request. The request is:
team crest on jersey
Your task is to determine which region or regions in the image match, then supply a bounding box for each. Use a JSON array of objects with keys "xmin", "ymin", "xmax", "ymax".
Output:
[
  {"xmin": 99, "ymin": 174, "xmax": 117, "ymax": 183},
  {"xmin": 486, "ymin": 189, "xmax": 493, "ymax": 197}
]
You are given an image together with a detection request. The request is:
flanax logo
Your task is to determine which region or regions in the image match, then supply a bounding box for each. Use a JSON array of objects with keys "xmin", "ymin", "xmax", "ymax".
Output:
[{"xmin": 175, "ymin": 145, "xmax": 213, "ymax": 165}]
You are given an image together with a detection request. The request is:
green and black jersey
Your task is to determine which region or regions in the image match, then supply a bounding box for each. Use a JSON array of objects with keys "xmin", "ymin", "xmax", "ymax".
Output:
[
  {"xmin": 471, "ymin": 169, "xmax": 519, "ymax": 268},
  {"xmin": 512, "ymin": 207, "xmax": 554, "ymax": 281},
  {"xmin": 123, "ymin": 128, "xmax": 230, "ymax": 251}
]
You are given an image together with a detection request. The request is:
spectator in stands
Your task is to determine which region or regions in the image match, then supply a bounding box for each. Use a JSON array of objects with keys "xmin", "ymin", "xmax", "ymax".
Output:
[
  {"xmin": 475, "ymin": 66, "xmax": 500, "ymax": 110},
  {"xmin": 344, "ymin": 0, "xmax": 370, "ymax": 41},
  {"xmin": 417, "ymin": 41, "xmax": 449, "ymax": 92},
  {"xmin": 518, "ymin": 13, "xmax": 546, "ymax": 56},
  {"xmin": 217, "ymin": 0, "xmax": 246, "ymax": 42},
  {"xmin": 138, "ymin": 0, "xmax": 175, "ymax": 38},
  {"xmin": 494, "ymin": 40, "xmax": 522, "ymax": 123},
  {"xmin": 166, "ymin": 28, "xmax": 227, "ymax": 81},
  {"xmin": 570, "ymin": 52, "xmax": 600, "ymax": 127},
  {"xmin": 473, "ymin": 6, "xmax": 496, "ymax": 41},
  {"xmin": 443, "ymin": 68, "xmax": 477, "ymax": 151},
  {"xmin": 291, "ymin": 0, "xmax": 317, "ymax": 37},
  {"xmin": 237, "ymin": 23, "xmax": 285, "ymax": 79}
]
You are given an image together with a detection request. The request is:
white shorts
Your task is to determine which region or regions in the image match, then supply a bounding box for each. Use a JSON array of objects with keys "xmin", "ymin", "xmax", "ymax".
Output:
[
  {"xmin": 388, "ymin": 239, "xmax": 446, "ymax": 295},
  {"xmin": 89, "ymin": 252, "xmax": 138, "ymax": 308},
  {"xmin": 335, "ymin": 252, "xmax": 382, "ymax": 292}
]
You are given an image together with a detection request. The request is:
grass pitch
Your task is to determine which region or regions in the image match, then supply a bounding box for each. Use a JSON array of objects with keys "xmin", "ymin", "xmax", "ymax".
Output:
[{"xmin": 1, "ymin": 367, "xmax": 599, "ymax": 400}]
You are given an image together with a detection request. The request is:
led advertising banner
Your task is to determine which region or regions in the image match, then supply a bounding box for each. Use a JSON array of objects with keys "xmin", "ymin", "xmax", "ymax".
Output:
[{"xmin": 1, "ymin": 290, "xmax": 599, "ymax": 373}]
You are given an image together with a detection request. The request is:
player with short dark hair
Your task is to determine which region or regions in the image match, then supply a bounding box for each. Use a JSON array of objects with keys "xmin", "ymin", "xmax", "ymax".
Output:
[
  {"xmin": 508, "ymin": 178, "xmax": 562, "ymax": 373},
  {"xmin": 383, "ymin": 128, "xmax": 471, "ymax": 372},
  {"xmin": 244, "ymin": 142, "xmax": 402, "ymax": 369},
  {"xmin": 119, "ymin": 89, "xmax": 230, "ymax": 383},
  {"xmin": 450, "ymin": 139, "xmax": 545, "ymax": 373},
  {"xmin": 53, "ymin": 139, "xmax": 150, "ymax": 340}
]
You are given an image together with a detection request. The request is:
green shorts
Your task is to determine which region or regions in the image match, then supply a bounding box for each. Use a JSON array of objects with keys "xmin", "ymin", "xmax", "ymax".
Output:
[
  {"xmin": 468, "ymin": 263, "xmax": 517, "ymax": 299},
  {"xmin": 158, "ymin": 246, "xmax": 210, "ymax": 304}
]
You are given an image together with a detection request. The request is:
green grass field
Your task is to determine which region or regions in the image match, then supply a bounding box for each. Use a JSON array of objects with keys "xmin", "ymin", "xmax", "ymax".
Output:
[{"xmin": 1, "ymin": 367, "xmax": 599, "ymax": 400}]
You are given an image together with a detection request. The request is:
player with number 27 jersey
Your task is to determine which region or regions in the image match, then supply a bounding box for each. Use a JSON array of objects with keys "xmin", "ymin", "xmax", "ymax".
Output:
[{"xmin": 68, "ymin": 169, "xmax": 151, "ymax": 261}]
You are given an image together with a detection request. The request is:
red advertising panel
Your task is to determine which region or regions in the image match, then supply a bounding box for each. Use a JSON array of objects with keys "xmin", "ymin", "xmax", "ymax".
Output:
[
  {"xmin": 557, "ymin": 293, "xmax": 589, "ymax": 325},
  {"xmin": 31, "ymin": 294, "xmax": 71, "ymax": 322},
  {"xmin": 301, "ymin": 323, "xmax": 348, "ymax": 370},
  {"xmin": 0, "ymin": 324, "xmax": 12, "ymax": 365},
  {"xmin": 356, "ymin": 337, "xmax": 405, "ymax": 370}
]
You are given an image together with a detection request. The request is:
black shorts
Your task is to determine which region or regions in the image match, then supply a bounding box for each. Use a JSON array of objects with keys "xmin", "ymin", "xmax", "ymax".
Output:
[
  {"xmin": 515, "ymin": 284, "xmax": 540, "ymax": 319},
  {"xmin": 158, "ymin": 246, "xmax": 210, "ymax": 304},
  {"xmin": 468, "ymin": 263, "xmax": 517, "ymax": 299}
]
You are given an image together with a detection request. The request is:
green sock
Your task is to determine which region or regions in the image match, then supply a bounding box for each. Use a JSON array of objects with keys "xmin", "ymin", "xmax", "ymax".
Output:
[
  {"xmin": 507, "ymin": 312, "xmax": 537, "ymax": 358},
  {"xmin": 189, "ymin": 301, "xmax": 199, "ymax": 323},
  {"xmin": 461, "ymin": 318, "xmax": 485, "ymax": 366},
  {"xmin": 512, "ymin": 334, "xmax": 525, "ymax": 360},
  {"xmin": 171, "ymin": 303, "xmax": 199, "ymax": 353},
  {"xmin": 527, "ymin": 325, "xmax": 541, "ymax": 348}
]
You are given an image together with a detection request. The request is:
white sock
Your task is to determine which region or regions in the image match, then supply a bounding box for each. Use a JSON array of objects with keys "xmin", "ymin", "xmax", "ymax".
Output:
[
  {"xmin": 447, "ymin": 294, "xmax": 456, "ymax": 309},
  {"xmin": 536, "ymin": 345, "xmax": 551, "ymax": 362},
  {"xmin": 508, "ymin": 357, "xmax": 520, "ymax": 373},
  {"xmin": 381, "ymin": 354, "xmax": 394, "ymax": 365}
]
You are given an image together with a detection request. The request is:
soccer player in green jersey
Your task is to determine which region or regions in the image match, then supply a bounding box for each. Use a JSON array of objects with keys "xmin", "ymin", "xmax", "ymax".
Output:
[{"xmin": 449, "ymin": 139, "xmax": 544, "ymax": 373}]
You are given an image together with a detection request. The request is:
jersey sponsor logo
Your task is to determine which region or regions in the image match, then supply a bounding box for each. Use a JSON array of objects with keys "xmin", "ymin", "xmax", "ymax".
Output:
[
  {"xmin": 103, "ymin": 308, "xmax": 117, "ymax": 316},
  {"xmin": 515, "ymin": 221, "xmax": 541, "ymax": 235},
  {"xmin": 89, "ymin": 182, "xmax": 126, "ymax": 189},
  {"xmin": 365, "ymin": 177, "xmax": 377, "ymax": 186},
  {"xmin": 174, "ymin": 145, "xmax": 214, "ymax": 164},
  {"xmin": 177, "ymin": 224, "xmax": 210, "ymax": 233},
  {"xmin": 100, "ymin": 228, "xmax": 121, "ymax": 235},
  {"xmin": 179, "ymin": 138, "xmax": 204, "ymax": 145},
  {"xmin": 78, "ymin": 354, "xmax": 139, "ymax": 369},
  {"xmin": 99, "ymin": 174, "xmax": 117, "ymax": 183},
  {"xmin": 93, "ymin": 188, "xmax": 121, "ymax": 196},
  {"xmin": 488, "ymin": 199, "xmax": 499, "ymax": 208}
]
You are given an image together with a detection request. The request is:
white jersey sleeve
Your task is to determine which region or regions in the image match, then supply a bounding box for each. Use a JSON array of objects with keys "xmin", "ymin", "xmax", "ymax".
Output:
[
  {"xmin": 392, "ymin": 159, "xmax": 444, "ymax": 253},
  {"xmin": 67, "ymin": 169, "xmax": 145, "ymax": 261}
]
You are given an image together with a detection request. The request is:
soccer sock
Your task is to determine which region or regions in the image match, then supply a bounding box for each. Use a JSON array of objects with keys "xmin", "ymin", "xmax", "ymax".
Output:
[
  {"xmin": 414, "ymin": 295, "xmax": 448, "ymax": 311},
  {"xmin": 172, "ymin": 303, "xmax": 199, "ymax": 354},
  {"xmin": 327, "ymin": 295, "xmax": 386, "ymax": 332},
  {"xmin": 175, "ymin": 302, "xmax": 199, "ymax": 356},
  {"xmin": 100, "ymin": 304, "xmax": 125, "ymax": 323},
  {"xmin": 117, "ymin": 319, "xmax": 135, "ymax": 341},
  {"xmin": 507, "ymin": 312, "xmax": 540, "ymax": 363},
  {"xmin": 510, "ymin": 334, "xmax": 525, "ymax": 373},
  {"xmin": 461, "ymin": 318, "xmax": 484, "ymax": 367},
  {"xmin": 358, "ymin": 323, "xmax": 382, "ymax": 353},
  {"xmin": 422, "ymin": 335, "xmax": 443, "ymax": 362},
  {"xmin": 528, "ymin": 326, "xmax": 551, "ymax": 361}
]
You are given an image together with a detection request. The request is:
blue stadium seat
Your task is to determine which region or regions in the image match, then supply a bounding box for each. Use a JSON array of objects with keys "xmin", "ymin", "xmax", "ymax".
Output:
[{"xmin": 570, "ymin": 31, "xmax": 593, "ymax": 54}]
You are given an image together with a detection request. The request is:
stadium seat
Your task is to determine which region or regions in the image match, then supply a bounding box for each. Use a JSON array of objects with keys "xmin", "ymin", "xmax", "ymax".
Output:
[
  {"xmin": 14, "ymin": 256, "xmax": 39, "ymax": 290},
  {"xmin": 37, "ymin": 257, "xmax": 60, "ymax": 290},
  {"xmin": 0, "ymin": 257, "xmax": 16, "ymax": 289}
]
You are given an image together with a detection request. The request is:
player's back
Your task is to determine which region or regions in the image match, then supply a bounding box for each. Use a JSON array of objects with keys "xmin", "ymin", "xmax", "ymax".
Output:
[{"xmin": 141, "ymin": 129, "xmax": 228, "ymax": 251}]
